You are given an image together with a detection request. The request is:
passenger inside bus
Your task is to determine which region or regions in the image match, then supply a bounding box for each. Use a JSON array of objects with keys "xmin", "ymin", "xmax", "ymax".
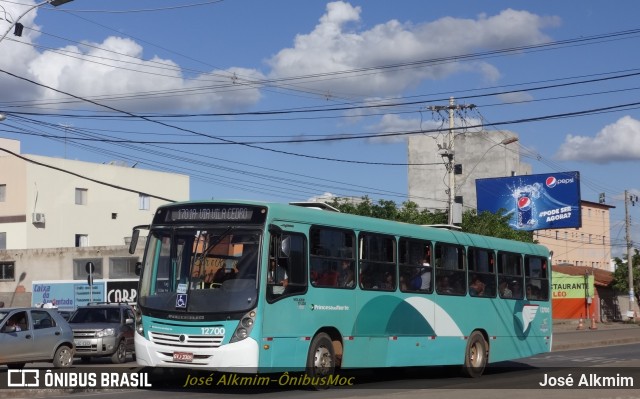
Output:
[
  {"xmin": 499, "ymin": 280, "xmax": 513, "ymax": 298},
  {"xmin": 380, "ymin": 272, "xmax": 394, "ymax": 290},
  {"xmin": 268, "ymin": 258, "xmax": 288, "ymax": 294},
  {"xmin": 469, "ymin": 275, "xmax": 485, "ymax": 296},
  {"xmin": 337, "ymin": 260, "xmax": 355, "ymax": 288},
  {"xmin": 437, "ymin": 276, "xmax": 454, "ymax": 294}
]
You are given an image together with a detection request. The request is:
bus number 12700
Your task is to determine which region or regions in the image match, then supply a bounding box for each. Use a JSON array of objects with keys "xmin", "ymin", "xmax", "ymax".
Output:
[{"xmin": 201, "ymin": 327, "xmax": 226, "ymax": 335}]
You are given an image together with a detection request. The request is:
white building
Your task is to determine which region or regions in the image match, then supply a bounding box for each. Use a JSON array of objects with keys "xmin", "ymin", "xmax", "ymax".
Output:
[
  {"xmin": 0, "ymin": 138, "xmax": 189, "ymax": 250},
  {"xmin": 0, "ymin": 138, "xmax": 189, "ymax": 305},
  {"xmin": 408, "ymin": 130, "xmax": 531, "ymax": 212}
]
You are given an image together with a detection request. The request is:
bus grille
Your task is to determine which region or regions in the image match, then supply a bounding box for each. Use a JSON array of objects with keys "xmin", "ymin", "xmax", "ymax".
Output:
[{"xmin": 149, "ymin": 331, "xmax": 224, "ymax": 348}]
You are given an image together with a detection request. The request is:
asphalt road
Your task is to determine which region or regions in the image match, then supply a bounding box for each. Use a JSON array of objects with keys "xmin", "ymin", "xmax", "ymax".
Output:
[{"xmin": 1, "ymin": 343, "xmax": 639, "ymax": 398}]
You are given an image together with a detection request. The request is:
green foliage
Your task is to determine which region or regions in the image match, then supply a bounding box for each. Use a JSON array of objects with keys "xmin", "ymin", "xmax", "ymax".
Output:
[
  {"xmin": 461, "ymin": 209, "xmax": 534, "ymax": 242},
  {"xmin": 326, "ymin": 197, "xmax": 533, "ymax": 243},
  {"xmin": 610, "ymin": 249, "xmax": 640, "ymax": 297}
]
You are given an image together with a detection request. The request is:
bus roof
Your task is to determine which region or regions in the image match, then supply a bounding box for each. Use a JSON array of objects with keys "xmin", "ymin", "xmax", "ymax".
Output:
[{"xmin": 156, "ymin": 200, "xmax": 549, "ymax": 257}]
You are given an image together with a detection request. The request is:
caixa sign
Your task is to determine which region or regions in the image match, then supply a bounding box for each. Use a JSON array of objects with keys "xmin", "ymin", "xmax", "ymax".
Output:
[{"xmin": 106, "ymin": 280, "xmax": 138, "ymax": 303}]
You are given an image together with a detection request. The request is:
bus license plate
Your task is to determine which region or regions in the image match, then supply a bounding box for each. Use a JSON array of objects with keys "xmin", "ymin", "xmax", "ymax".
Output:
[{"xmin": 173, "ymin": 351, "xmax": 194, "ymax": 362}]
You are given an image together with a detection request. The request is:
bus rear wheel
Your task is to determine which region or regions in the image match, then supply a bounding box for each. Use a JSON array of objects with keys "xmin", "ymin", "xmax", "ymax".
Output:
[
  {"xmin": 461, "ymin": 331, "xmax": 488, "ymax": 378},
  {"xmin": 306, "ymin": 333, "xmax": 335, "ymax": 389}
]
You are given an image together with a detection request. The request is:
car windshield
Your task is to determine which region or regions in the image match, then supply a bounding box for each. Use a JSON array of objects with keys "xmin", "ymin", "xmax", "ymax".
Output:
[
  {"xmin": 138, "ymin": 227, "xmax": 261, "ymax": 314},
  {"xmin": 69, "ymin": 308, "xmax": 120, "ymax": 323}
]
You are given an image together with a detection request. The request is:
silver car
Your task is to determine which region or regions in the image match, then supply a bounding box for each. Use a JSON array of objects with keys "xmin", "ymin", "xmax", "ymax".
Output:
[
  {"xmin": 68, "ymin": 303, "xmax": 135, "ymax": 364},
  {"xmin": 0, "ymin": 307, "xmax": 75, "ymax": 368}
]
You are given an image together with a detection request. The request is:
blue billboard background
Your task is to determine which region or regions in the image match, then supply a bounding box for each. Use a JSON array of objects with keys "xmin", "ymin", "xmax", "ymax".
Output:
[
  {"xmin": 476, "ymin": 171, "xmax": 581, "ymax": 231},
  {"xmin": 32, "ymin": 281, "xmax": 106, "ymax": 310}
]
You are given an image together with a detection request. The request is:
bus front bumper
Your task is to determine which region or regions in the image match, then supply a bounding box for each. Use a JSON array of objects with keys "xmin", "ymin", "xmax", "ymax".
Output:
[{"xmin": 135, "ymin": 335, "xmax": 259, "ymax": 372}]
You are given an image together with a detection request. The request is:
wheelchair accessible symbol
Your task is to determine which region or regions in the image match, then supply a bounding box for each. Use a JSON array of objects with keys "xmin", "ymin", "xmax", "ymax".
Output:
[{"xmin": 176, "ymin": 294, "xmax": 188, "ymax": 308}]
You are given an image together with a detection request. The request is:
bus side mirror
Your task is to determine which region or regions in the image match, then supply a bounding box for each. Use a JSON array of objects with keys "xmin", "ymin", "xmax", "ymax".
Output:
[
  {"xmin": 281, "ymin": 236, "xmax": 291, "ymax": 258},
  {"xmin": 129, "ymin": 229, "xmax": 140, "ymax": 254},
  {"xmin": 135, "ymin": 262, "xmax": 142, "ymax": 276}
]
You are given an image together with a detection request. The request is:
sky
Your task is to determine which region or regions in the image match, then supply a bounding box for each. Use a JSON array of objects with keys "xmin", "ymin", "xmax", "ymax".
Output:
[{"xmin": 0, "ymin": 0, "xmax": 639, "ymax": 256}]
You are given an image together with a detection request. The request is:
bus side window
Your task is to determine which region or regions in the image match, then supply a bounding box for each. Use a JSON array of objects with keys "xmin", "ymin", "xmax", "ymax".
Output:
[
  {"xmin": 498, "ymin": 251, "xmax": 524, "ymax": 299},
  {"xmin": 267, "ymin": 233, "xmax": 307, "ymax": 302},
  {"xmin": 435, "ymin": 243, "xmax": 466, "ymax": 295}
]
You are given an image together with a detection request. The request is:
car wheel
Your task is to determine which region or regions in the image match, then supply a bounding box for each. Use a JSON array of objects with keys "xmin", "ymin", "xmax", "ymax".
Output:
[
  {"xmin": 53, "ymin": 346, "xmax": 74, "ymax": 368},
  {"xmin": 111, "ymin": 340, "xmax": 127, "ymax": 364}
]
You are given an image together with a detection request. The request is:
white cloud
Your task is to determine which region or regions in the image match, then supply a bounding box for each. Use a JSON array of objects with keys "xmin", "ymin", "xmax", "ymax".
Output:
[
  {"xmin": 267, "ymin": 2, "xmax": 560, "ymax": 97},
  {"xmin": 0, "ymin": 1, "xmax": 560, "ymax": 113},
  {"xmin": 555, "ymin": 116, "xmax": 640, "ymax": 163},
  {"xmin": 0, "ymin": 2, "xmax": 264, "ymax": 113},
  {"xmin": 369, "ymin": 114, "xmax": 426, "ymax": 143},
  {"xmin": 496, "ymin": 91, "xmax": 534, "ymax": 104}
]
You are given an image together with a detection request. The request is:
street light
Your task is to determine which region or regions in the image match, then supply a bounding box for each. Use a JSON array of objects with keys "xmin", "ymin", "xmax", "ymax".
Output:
[{"xmin": 0, "ymin": 0, "xmax": 73, "ymax": 46}]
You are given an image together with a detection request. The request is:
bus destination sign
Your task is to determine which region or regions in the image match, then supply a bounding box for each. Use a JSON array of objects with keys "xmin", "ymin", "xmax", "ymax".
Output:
[{"xmin": 158, "ymin": 205, "xmax": 266, "ymax": 224}]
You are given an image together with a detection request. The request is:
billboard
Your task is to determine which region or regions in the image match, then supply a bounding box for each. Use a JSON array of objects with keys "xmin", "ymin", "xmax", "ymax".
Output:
[
  {"xmin": 476, "ymin": 171, "xmax": 581, "ymax": 231},
  {"xmin": 32, "ymin": 280, "xmax": 106, "ymax": 311},
  {"xmin": 32, "ymin": 279, "xmax": 137, "ymax": 310}
]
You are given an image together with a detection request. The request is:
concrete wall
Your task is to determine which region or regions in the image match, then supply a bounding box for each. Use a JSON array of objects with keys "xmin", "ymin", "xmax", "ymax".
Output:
[
  {"xmin": 0, "ymin": 245, "xmax": 143, "ymax": 307},
  {"xmin": 408, "ymin": 130, "xmax": 530, "ymax": 211}
]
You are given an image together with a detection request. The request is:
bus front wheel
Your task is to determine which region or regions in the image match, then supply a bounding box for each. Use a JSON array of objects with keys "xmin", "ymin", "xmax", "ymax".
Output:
[
  {"xmin": 461, "ymin": 331, "xmax": 488, "ymax": 378},
  {"xmin": 306, "ymin": 333, "xmax": 335, "ymax": 388}
]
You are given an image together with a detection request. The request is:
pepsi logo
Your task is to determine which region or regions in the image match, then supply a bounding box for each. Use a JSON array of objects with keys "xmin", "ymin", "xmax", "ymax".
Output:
[
  {"xmin": 546, "ymin": 176, "xmax": 557, "ymax": 188},
  {"xmin": 545, "ymin": 176, "xmax": 575, "ymax": 188},
  {"xmin": 517, "ymin": 196, "xmax": 532, "ymax": 210}
]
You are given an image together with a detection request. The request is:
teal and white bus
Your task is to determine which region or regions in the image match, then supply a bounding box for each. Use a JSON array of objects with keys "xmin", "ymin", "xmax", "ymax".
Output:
[{"xmin": 129, "ymin": 200, "xmax": 551, "ymax": 379}]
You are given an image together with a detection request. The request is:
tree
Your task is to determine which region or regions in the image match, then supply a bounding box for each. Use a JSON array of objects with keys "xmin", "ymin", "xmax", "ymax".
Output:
[
  {"xmin": 610, "ymin": 249, "xmax": 640, "ymax": 301},
  {"xmin": 461, "ymin": 209, "xmax": 533, "ymax": 243},
  {"xmin": 327, "ymin": 197, "xmax": 533, "ymax": 243}
]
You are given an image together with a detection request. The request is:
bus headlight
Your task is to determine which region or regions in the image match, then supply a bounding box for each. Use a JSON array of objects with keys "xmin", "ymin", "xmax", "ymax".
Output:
[
  {"xmin": 241, "ymin": 317, "xmax": 254, "ymax": 329},
  {"xmin": 235, "ymin": 328, "xmax": 248, "ymax": 340},
  {"xmin": 230, "ymin": 310, "xmax": 256, "ymax": 343},
  {"xmin": 135, "ymin": 306, "xmax": 144, "ymax": 336}
]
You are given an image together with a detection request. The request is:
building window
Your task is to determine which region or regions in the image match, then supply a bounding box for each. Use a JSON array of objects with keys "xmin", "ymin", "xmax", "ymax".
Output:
[
  {"xmin": 0, "ymin": 184, "xmax": 5, "ymax": 202},
  {"xmin": 0, "ymin": 261, "xmax": 15, "ymax": 281},
  {"xmin": 75, "ymin": 188, "xmax": 88, "ymax": 205},
  {"xmin": 75, "ymin": 234, "xmax": 89, "ymax": 247},
  {"xmin": 109, "ymin": 257, "xmax": 139, "ymax": 279},
  {"xmin": 139, "ymin": 194, "xmax": 150, "ymax": 210},
  {"xmin": 73, "ymin": 258, "xmax": 103, "ymax": 280},
  {"xmin": 0, "ymin": 232, "xmax": 5, "ymax": 250}
]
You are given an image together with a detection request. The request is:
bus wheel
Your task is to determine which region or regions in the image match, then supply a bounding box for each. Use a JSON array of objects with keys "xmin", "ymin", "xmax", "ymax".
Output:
[
  {"xmin": 306, "ymin": 333, "xmax": 335, "ymax": 389},
  {"xmin": 461, "ymin": 331, "xmax": 488, "ymax": 378}
]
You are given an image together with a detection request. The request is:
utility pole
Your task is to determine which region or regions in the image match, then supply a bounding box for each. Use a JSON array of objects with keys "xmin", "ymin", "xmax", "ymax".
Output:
[
  {"xmin": 427, "ymin": 97, "xmax": 475, "ymax": 225},
  {"xmin": 625, "ymin": 190, "xmax": 638, "ymax": 319}
]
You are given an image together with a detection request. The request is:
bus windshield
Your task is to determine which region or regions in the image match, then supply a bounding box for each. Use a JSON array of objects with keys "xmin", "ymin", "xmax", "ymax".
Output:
[{"xmin": 138, "ymin": 227, "xmax": 262, "ymax": 314}]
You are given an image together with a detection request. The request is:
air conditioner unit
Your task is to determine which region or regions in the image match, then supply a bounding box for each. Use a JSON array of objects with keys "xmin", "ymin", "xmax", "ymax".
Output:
[{"xmin": 32, "ymin": 213, "xmax": 46, "ymax": 224}]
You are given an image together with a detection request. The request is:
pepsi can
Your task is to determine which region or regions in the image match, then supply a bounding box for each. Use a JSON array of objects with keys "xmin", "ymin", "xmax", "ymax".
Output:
[{"xmin": 517, "ymin": 191, "xmax": 533, "ymax": 227}]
